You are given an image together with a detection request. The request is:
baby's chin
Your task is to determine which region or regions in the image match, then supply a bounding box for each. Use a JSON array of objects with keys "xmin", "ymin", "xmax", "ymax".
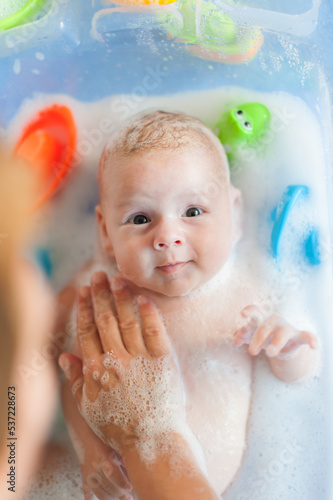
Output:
[
  {"xmin": 132, "ymin": 277, "xmax": 216, "ymax": 299},
  {"xmin": 119, "ymin": 275, "xmax": 195, "ymax": 299},
  {"xmin": 142, "ymin": 284, "xmax": 195, "ymax": 299},
  {"xmin": 150, "ymin": 263, "xmax": 233, "ymax": 298}
]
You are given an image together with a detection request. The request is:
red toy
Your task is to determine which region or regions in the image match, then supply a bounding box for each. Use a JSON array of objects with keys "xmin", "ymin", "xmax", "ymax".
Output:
[{"xmin": 15, "ymin": 104, "xmax": 77, "ymax": 211}]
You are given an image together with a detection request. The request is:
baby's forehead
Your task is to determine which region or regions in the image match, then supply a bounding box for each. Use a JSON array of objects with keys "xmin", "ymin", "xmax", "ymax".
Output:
[
  {"xmin": 100, "ymin": 146, "xmax": 229, "ymax": 207},
  {"xmin": 103, "ymin": 140, "xmax": 227, "ymax": 177}
]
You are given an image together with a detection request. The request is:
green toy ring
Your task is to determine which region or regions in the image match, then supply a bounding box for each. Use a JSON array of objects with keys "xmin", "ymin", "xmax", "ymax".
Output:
[{"xmin": 0, "ymin": 0, "xmax": 48, "ymax": 31}]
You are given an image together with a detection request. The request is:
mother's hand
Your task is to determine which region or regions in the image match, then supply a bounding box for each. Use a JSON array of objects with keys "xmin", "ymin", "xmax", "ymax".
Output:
[{"xmin": 59, "ymin": 271, "xmax": 184, "ymax": 458}]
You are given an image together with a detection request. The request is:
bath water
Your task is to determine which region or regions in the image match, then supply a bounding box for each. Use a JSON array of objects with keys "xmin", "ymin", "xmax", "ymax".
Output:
[{"xmin": 10, "ymin": 85, "xmax": 331, "ymax": 499}]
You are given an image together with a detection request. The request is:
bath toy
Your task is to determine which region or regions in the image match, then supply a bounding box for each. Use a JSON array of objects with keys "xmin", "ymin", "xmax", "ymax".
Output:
[
  {"xmin": 304, "ymin": 228, "xmax": 321, "ymax": 266},
  {"xmin": 0, "ymin": 0, "xmax": 47, "ymax": 31},
  {"xmin": 34, "ymin": 246, "xmax": 53, "ymax": 278},
  {"xmin": 158, "ymin": 0, "xmax": 263, "ymax": 63},
  {"xmin": 14, "ymin": 104, "xmax": 77, "ymax": 211},
  {"xmin": 215, "ymin": 102, "xmax": 271, "ymax": 161},
  {"xmin": 270, "ymin": 185, "xmax": 321, "ymax": 266}
]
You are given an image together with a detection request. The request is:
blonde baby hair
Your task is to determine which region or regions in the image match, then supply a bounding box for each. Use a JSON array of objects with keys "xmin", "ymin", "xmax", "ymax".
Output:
[{"xmin": 98, "ymin": 110, "xmax": 229, "ymax": 199}]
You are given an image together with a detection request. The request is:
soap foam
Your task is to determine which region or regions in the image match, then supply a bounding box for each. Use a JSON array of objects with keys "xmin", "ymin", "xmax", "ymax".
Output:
[
  {"xmin": 100, "ymin": 370, "xmax": 110, "ymax": 385},
  {"xmin": 22, "ymin": 443, "xmax": 82, "ymax": 499},
  {"xmin": 8, "ymin": 86, "xmax": 332, "ymax": 499}
]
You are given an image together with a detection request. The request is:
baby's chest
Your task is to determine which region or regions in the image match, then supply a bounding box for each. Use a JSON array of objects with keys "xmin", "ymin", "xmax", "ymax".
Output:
[
  {"xmin": 174, "ymin": 334, "xmax": 253, "ymax": 491},
  {"xmin": 164, "ymin": 289, "xmax": 254, "ymax": 415},
  {"xmin": 179, "ymin": 342, "xmax": 253, "ymax": 411}
]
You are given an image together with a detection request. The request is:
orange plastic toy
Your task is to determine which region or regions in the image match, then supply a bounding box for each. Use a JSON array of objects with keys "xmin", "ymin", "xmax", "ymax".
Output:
[{"xmin": 15, "ymin": 104, "xmax": 77, "ymax": 211}]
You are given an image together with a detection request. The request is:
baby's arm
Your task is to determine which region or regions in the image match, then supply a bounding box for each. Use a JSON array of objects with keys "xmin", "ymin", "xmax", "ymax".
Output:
[
  {"xmin": 59, "ymin": 272, "xmax": 219, "ymax": 500},
  {"xmin": 233, "ymin": 305, "xmax": 320, "ymax": 383}
]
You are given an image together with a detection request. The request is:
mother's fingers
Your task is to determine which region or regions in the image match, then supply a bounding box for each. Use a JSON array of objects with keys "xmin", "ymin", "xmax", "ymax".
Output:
[
  {"xmin": 110, "ymin": 277, "xmax": 147, "ymax": 356},
  {"xmin": 137, "ymin": 295, "xmax": 171, "ymax": 357},
  {"xmin": 90, "ymin": 272, "xmax": 125, "ymax": 355},
  {"xmin": 89, "ymin": 272, "xmax": 171, "ymax": 360},
  {"xmin": 77, "ymin": 286, "xmax": 103, "ymax": 363}
]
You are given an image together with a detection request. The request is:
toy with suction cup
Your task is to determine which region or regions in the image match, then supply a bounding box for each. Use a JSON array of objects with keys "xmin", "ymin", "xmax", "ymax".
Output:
[
  {"xmin": 14, "ymin": 104, "xmax": 77, "ymax": 211},
  {"xmin": 158, "ymin": 0, "xmax": 263, "ymax": 63}
]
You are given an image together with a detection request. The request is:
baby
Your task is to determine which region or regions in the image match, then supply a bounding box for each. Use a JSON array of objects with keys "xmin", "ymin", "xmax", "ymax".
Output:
[{"xmin": 60, "ymin": 110, "xmax": 319, "ymax": 499}]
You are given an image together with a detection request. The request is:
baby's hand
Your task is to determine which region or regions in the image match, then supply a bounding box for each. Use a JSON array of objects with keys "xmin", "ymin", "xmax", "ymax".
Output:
[
  {"xmin": 233, "ymin": 305, "xmax": 318, "ymax": 359},
  {"xmin": 79, "ymin": 439, "xmax": 132, "ymax": 500},
  {"xmin": 60, "ymin": 272, "xmax": 185, "ymax": 460}
]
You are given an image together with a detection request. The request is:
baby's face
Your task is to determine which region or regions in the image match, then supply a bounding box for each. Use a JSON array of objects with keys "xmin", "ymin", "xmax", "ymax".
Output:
[{"xmin": 97, "ymin": 147, "xmax": 241, "ymax": 297}]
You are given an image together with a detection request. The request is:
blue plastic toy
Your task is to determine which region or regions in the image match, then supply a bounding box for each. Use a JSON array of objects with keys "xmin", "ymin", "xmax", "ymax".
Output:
[
  {"xmin": 34, "ymin": 246, "xmax": 53, "ymax": 278},
  {"xmin": 305, "ymin": 228, "xmax": 321, "ymax": 266},
  {"xmin": 270, "ymin": 184, "xmax": 321, "ymax": 266}
]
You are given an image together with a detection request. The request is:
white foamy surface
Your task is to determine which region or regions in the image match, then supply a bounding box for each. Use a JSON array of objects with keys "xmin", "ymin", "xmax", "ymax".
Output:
[
  {"xmin": 9, "ymin": 86, "xmax": 332, "ymax": 499},
  {"xmin": 22, "ymin": 442, "xmax": 82, "ymax": 500}
]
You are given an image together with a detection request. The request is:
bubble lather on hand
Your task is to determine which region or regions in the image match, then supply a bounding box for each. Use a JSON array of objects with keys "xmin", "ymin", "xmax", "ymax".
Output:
[{"xmin": 80, "ymin": 354, "xmax": 201, "ymax": 469}]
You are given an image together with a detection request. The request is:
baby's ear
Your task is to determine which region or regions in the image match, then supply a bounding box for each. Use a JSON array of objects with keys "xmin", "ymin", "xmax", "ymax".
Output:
[
  {"xmin": 231, "ymin": 187, "xmax": 243, "ymax": 243},
  {"xmin": 95, "ymin": 204, "xmax": 115, "ymax": 257}
]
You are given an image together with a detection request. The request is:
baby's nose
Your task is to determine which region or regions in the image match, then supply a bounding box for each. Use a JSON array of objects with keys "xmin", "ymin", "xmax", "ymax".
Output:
[{"xmin": 153, "ymin": 221, "xmax": 184, "ymax": 250}]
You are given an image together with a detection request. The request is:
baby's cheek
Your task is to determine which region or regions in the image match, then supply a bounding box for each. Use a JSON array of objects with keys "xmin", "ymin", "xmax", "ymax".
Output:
[
  {"xmin": 116, "ymin": 248, "xmax": 151, "ymax": 284},
  {"xmin": 204, "ymin": 232, "xmax": 232, "ymax": 267}
]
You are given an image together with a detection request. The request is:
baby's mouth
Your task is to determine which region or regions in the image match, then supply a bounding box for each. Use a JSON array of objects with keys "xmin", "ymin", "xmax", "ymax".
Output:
[{"xmin": 156, "ymin": 261, "xmax": 188, "ymax": 274}]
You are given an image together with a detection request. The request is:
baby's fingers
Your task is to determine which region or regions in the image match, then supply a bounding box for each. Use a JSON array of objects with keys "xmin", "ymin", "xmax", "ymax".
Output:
[
  {"xmin": 137, "ymin": 295, "xmax": 171, "ymax": 357},
  {"xmin": 83, "ymin": 477, "xmax": 131, "ymax": 500},
  {"xmin": 248, "ymin": 314, "xmax": 283, "ymax": 356},
  {"xmin": 58, "ymin": 353, "xmax": 84, "ymax": 405},
  {"xmin": 233, "ymin": 304, "xmax": 265, "ymax": 347},
  {"xmin": 233, "ymin": 325, "xmax": 257, "ymax": 347},
  {"xmin": 101, "ymin": 458, "xmax": 132, "ymax": 495},
  {"xmin": 297, "ymin": 330, "xmax": 318, "ymax": 349},
  {"xmin": 241, "ymin": 304, "xmax": 267, "ymax": 323},
  {"xmin": 82, "ymin": 482, "xmax": 94, "ymax": 500},
  {"xmin": 265, "ymin": 325, "xmax": 295, "ymax": 357},
  {"xmin": 273, "ymin": 330, "xmax": 318, "ymax": 359}
]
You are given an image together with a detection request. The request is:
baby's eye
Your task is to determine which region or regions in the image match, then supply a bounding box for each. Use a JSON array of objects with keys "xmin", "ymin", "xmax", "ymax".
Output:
[
  {"xmin": 184, "ymin": 207, "xmax": 203, "ymax": 217},
  {"xmin": 128, "ymin": 214, "xmax": 151, "ymax": 224}
]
